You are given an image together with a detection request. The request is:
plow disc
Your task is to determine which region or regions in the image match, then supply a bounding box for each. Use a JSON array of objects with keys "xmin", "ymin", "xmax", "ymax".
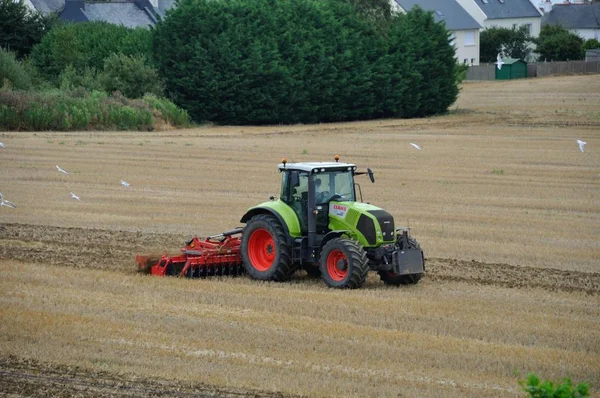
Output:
[{"xmin": 136, "ymin": 228, "xmax": 244, "ymax": 278}]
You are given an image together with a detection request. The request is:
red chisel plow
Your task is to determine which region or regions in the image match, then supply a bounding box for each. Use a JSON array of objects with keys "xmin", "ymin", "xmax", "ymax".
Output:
[{"xmin": 136, "ymin": 228, "xmax": 244, "ymax": 277}]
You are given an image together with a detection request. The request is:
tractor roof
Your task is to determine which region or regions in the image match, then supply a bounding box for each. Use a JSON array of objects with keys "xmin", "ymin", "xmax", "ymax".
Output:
[{"xmin": 278, "ymin": 162, "xmax": 356, "ymax": 173}]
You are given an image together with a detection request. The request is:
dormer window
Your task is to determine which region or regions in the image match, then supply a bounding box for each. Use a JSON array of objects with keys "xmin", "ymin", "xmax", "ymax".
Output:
[
  {"xmin": 435, "ymin": 10, "xmax": 444, "ymax": 17},
  {"xmin": 481, "ymin": 0, "xmax": 489, "ymax": 4}
]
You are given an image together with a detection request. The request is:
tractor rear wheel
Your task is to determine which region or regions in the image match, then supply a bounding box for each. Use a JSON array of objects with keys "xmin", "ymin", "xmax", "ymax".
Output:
[
  {"xmin": 241, "ymin": 214, "xmax": 294, "ymax": 281},
  {"xmin": 320, "ymin": 238, "xmax": 369, "ymax": 289},
  {"xmin": 378, "ymin": 237, "xmax": 424, "ymax": 286}
]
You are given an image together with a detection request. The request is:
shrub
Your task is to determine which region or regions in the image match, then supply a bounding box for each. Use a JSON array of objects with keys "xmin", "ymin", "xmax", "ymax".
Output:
[
  {"xmin": 535, "ymin": 25, "xmax": 584, "ymax": 61},
  {"xmin": 0, "ymin": 0, "xmax": 57, "ymax": 59},
  {"xmin": 0, "ymin": 89, "xmax": 189, "ymax": 131},
  {"xmin": 99, "ymin": 53, "xmax": 163, "ymax": 99},
  {"xmin": 30, "ymin": 21, "xmax": 152, "ymax": 81},
  {"xmin": 582, "ymin": 38, "xmax": 600, "ymax": 53},
  {"xmin": 59, "ymin": 65, "xmax": 102, "ymax": 92},
  {"xmin": 154, "ymin": 0, "xmax": 460, "ymax": 124},
  {"xmin": 0, "ymin": 47, "xmax": 32, "ymax": 90},
  {"xmin": 480, "ymin": 26, "xmax": 532, "ymax": 63},
  {"xmin": 520, "ymin": 373, "xmax": 590, "ymax": 398}
]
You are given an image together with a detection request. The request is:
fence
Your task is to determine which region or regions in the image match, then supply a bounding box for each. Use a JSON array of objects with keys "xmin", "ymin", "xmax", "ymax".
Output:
[{"xmin": 466, "ymin": 60, "xmax": 600, "ymax": 80}]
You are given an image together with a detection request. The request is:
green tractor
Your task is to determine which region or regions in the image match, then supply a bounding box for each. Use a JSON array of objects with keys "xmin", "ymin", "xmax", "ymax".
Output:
[{"xmin": 239, "ymin": 157, "xmax": 424, "ymax": 288}]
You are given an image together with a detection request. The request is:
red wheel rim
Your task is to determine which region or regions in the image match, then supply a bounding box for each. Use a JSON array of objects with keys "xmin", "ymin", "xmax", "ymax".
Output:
[
  {"xmin": 327, "ymin": 249, "xmax": 348, "ymax": 281},
  {"xmin": 248, "ymin": 229, "xmax": 276, "ymax": 271}
]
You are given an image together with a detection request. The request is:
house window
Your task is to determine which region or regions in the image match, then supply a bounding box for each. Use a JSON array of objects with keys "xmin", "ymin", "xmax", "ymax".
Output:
[
  {"xmin": 449, "ymin": 32, "xmax": 456, "ymax": 47},
  {"xmin": 464, "ymin": 31, "xmax": 476, "ymax": 46},
  {"xmin": 464, "ymin": 58, "xmax": 468, "ymax": 64},
  {"xmin": 471, "ymin": 58, "xmax": 475, "ymax": 65},
  {"xmin": 523, "ymin": 23, "xmax": 532, "ymax": 34},
  {"xmin": 513, "ymin": 23, "xmax": 518, "ymax": 30},
  {"xmin": 481, "ymin": 0, "xmax": 489, "ymax": 4}
]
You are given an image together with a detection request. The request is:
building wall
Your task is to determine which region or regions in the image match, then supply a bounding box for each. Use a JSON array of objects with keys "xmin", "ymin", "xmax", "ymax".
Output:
[
  {"xmin": 573, "ymin": 28, "xmax": 600, "ymax": 41},
  {"xmin": 453, "ymin": 29, "xmax": 480, "ymax": 65},
  {"xmin": 485, "ymin": 16, "xmax": 542, "ymax": 38}
]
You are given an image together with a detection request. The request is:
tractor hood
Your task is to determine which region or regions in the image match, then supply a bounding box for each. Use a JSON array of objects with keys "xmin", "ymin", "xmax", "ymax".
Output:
[{"xmin": 328, "ymin": 201, "xmax": 396, "ymax": 247}]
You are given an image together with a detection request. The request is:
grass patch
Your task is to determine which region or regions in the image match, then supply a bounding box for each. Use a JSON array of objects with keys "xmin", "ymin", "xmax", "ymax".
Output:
[{"xmin": 0, "ymin": 89, "xmax": 190, "ymax": 131}]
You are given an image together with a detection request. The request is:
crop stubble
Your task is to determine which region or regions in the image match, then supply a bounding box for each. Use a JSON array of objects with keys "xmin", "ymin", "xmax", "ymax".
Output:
[{"xmin": 1, "ymin": 75, "xmax": 599, "ymax": 397}]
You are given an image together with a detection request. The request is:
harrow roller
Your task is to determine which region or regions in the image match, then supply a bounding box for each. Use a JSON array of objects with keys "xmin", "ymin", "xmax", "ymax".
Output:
[{"xmin": 136, "ymin": 228, "xmax": 244, "ymax": 278}]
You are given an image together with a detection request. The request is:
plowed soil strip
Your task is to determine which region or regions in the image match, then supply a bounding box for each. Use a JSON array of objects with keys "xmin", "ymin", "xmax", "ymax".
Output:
[
  {"xmin": 1, "ymin": 223, "xmax": 598, "ymax": 295},
  {"xmin": 0, "ymin": 356, "xmax": 290, "ymax": 398}
]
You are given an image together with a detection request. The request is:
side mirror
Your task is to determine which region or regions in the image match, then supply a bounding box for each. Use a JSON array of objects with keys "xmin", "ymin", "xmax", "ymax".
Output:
[{"xmin": 367, "ymin": 168, "xmax": 375, "ymax": 183}]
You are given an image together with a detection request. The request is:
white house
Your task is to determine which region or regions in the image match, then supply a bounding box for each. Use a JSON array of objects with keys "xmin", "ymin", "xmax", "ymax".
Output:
[
  {"xmin": 455, "ymin": 0, "xmax": 544, "ymax": 38},
  {"xmin": 542, "ymin": 4, "xmax": 600, "ymax": 40},
  {"xmin": 394, "ymin": 0, "xmax": 483, "ymax": 66}
]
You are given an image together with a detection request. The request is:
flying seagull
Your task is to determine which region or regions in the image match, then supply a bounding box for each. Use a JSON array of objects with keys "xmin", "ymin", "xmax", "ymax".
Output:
[
  {"xmin": 496, "ymin": 54, "xmax": 504, "ymax": 70},
  {"xmin": 56, "ymin": 165, "xmax": 69, "ymax": 174},
  {"xmin": 120, "ymin": 180, "xmax": 131, "ymax": 188},
  {"xmin": 410, "ymin": 143, "xmax": 422, "ymax": 150},
  {"xmin": 70, "ymin": 192, "xmax": 81, "ymax": 201},
  {"xmin": 577, "ymin": 139, "xmax": 587, "ymax": 152},
  {"xmin": 0, "ymin": 193, "xmax": 16, "ymax": 209},
  {"xmin": 0, "ymin": 142, "xmax": 6, "ymax": 148}
]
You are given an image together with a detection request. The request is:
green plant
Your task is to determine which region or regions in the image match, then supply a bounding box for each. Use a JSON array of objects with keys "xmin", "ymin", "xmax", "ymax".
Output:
[
  {"xmin": 582, "ymin": 38, "xmax": 600, "ymax": 54},
  {"xmin": 0, "ymin": 48, "xmax": 32, "ymax": 90},
  {"xmin": 0, "ymin": 0, "xmax": 57, "ymax": 59},
  {"xmin": 0, "ymin": 89, "xmax": 189, "ymax": 131},
  {"xmin": 492, "ymin": 168, "xmax": 504, "ymax": 175},
  {"xmin": 520, "ymin": 373, "xmax": 589, "ymax": 398},
  {"xmin": 59, "ymin": 65, "xmax": 101, "ymax": 92},
  {"xmin": 480, "ymin": 26, "xmax": 532, "ymax": 63},
  {"xmin": 99, "ymin": 53, "xmax": 163, "ymax": 99},
  {"xmin": 153, "ymin": 0, "xmax": 459, "ymax": 124},
  {"xmin": 535, "ymin": 25, "xmax": 584, "ymax": 61},
  {"xmin": 30, "ymin": 21, "xmax": 152, "ymax": 81}
]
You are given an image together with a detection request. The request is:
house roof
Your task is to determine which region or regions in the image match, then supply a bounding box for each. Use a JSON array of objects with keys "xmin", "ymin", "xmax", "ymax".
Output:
[
  {"xmin": 82, "ymin": 2, "xmax": 155, "ymax": 28},
  {"xmin": 542, "ymin": 4, "xmax": 600, "ymax": 29},
  {"xmin": 29, "ymin": 0, "xmax": 64, "ymax": 14},
  {"xmin": 395, "ymin": 0, "xmax": 482, "ymax": 30},
  {"xmin": 474, "ymin": 0, "xmax": 542, "ymax": 20}
]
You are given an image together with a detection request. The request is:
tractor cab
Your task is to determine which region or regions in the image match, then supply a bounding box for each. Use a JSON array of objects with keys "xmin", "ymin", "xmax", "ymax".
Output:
[{"xmin": 278, "ymin": 160, "xmax": 358, "ymax": 234}]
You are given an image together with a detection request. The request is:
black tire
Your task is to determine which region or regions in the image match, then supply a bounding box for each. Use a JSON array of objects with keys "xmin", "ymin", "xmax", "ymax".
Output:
[
  {"xmin": 378, "ymin": 237, "xmax": 424, "ymax": 286},
  {"xmin": 320, "ymin": 238, "xmax": 369, "ymax": 289},
  {"xmin": 241, "ymin": 214, "xmax": 294, "ymax": 281}
]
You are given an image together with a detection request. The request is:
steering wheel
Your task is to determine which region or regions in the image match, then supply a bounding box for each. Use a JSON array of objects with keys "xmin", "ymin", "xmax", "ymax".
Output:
[
  {"xmin": 330, "ymin": 194, "xmax": 344, "ymax": 201},
  {"xmin": 316, "ymin": 191, "xmax": 330, "ymax": 203}
]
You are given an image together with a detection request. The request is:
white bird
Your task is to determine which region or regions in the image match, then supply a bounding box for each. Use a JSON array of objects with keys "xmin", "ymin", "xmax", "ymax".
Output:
[
  {"xmin": 496, "ymin": 53, "xmax": 504, "ymax": 70},
  {"xmin": 120, "ymin": 180, "xmax": 131, "ymax": 188},
  {"xmin": 410, "ymin": 143, "xmax": 422, "ymax": 150},
  {"xmin": 70, "ymin": 192, "xmax": 81, "ymax": 201},
  {"xmin": 577, "ymin": 139, "xmax": 587, "ymax": 152},
  {"xmin": 0, "ymin": 142, "xmax": 6, "ymax": 148},
  {"xmin": 56, "ymin": 165, "xmax": 69, "ymax": 174},
  {"xmin": 0, "ymin": 193, "xmax": 17, "ymax": 208}
]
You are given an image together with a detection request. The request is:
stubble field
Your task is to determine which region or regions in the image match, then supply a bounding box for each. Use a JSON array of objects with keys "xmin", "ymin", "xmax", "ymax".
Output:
[{"xmin": 1, "ymin": 75, "xmax": 599, "ymax": 397}]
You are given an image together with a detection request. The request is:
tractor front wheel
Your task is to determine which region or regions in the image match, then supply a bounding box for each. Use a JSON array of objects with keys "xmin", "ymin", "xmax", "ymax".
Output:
[
  {"xmin": 241, "ymin": 214, "xmax": 294, "ymax": 281},
  {"xmin": 320, "ymin": 238, "xmax": 369, "ymax": 289}
]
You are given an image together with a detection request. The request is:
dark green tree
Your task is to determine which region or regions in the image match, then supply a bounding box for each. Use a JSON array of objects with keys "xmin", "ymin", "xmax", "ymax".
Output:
[
  {"xmin": 0, "ymin": 0, "xmax": 57, "ymax": 59},
  {"xmin": 405, "ymin": 7, "xmax": 459, "ymax": 116},
  {"xmin": 154, "ymin": 0, "xmax": 460, "ymax": 124},
  {"xmin": 535, "ymin": 24, "xmax": 584, "ymax": 61},
  {"xmin": 480, "ymin": 26, "xmax": 532, "ymax": 62},
  {"xmin": 30, "ymin": 21, "xmax": 152, "ymax": 81}
]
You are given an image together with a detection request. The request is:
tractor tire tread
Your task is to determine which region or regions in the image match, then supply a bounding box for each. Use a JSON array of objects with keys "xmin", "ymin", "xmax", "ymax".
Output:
[
  {"xmin": 242, "ymin": 214, "xmax": 294, "ymax": 282},
  {"xmin": 321, "ymin": 238, "xmax": 369, "ymax": 289}
]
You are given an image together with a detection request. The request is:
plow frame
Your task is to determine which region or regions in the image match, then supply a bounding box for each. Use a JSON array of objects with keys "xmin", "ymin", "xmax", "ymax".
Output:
[{"xmin": 136, "ymin": 228, "xmax": 243, "ymax": 278}]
